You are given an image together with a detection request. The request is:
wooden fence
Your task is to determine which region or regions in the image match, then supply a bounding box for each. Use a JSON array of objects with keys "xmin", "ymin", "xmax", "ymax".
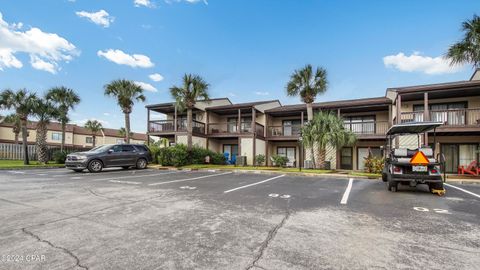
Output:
[{"xmin": 0, "ymin": 143, "xmax": 90, "ymax": 161}]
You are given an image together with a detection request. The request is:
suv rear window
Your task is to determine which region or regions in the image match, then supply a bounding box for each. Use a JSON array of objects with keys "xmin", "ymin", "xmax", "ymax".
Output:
[
  {"xmin": 122, "ymin": 145, "xmax": 136, "ymax": 152},
  {"xmin": 134, "ymin": 145, "xmax": 149, "ymax": 152}
]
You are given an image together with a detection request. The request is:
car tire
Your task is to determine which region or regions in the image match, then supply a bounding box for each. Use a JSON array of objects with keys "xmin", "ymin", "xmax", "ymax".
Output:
[
  {"xmin": 122, "ymin": 166, "xmax": 130, "ymax": 170},
  {"xmin": 387, "ymin": 180, "xmax": 398, "ymax": 192},
  {"xmin": 429, "ymin": 182, "xmax": 443, "ymax": 192},
  {"xmin": 73, "ymin": 169, "xmax": 83, "ymax": 173},
  {"xmin": 136, "ymin": 158, "xmax": 147, "ymax": 169},
  {"xmin": 88, "ymin": 160, "xmax": 103, "ymax": 173}
]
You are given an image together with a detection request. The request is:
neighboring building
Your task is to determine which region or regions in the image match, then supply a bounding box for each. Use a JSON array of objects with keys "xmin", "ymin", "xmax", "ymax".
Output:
[
  {"xmin": 147, "ymin": 69, "xmax": 480, "ymax": 171},
  {"xmin": 0, "ymin": 121, "xmax": 148, "ymax": 148}
]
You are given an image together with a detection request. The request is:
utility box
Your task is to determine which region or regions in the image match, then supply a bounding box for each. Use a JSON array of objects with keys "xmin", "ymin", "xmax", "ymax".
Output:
[{"xmin": 236, "ymin": 156, "xmax": 247, "ymax": 166}]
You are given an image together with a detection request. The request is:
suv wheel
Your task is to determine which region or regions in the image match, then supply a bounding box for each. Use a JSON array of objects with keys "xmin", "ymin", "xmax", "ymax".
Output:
[
  {"xmin": 136, "ymin": 158, "xmax": 147, "ymax": 169},
  {"xmin": 88, "ymin": 160, "xmax": 103, "ymax": 173}
]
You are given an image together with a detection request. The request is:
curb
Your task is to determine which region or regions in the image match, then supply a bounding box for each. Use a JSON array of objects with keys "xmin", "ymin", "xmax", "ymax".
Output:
[{"xmin": 0, "ymin": 165, "xmax": 65, "ymax": 170}]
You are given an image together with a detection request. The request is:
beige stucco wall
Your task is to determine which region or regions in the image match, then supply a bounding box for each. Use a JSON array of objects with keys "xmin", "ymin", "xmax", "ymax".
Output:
[
  {"xmin": 192, "ymin": 136, "xmax": 207, "ymax": 148},
  {"xmin": 240, "ymin": 137, "xmax": 254, "ymax": 165},
  {"xmin": 208, "ymin": 139, "xmax": 221, "ymax": 153},
  {"xmin": 0, "ymin": 127, "xmax": 19, "ymax": 141},
  {"xmin": 176, "ymin": 135, "xmax": 188, "ymax": 145},
  {"xmin": 254, "ymin": 101, "xmax": 282, "ymax": 113},
  {"xmin": 325, "ymin": 144, "xmax": 337, "ymax": 169},
  {"xmin": 255, "ymin": 139, "xmax": 266, "ymax": 157}
]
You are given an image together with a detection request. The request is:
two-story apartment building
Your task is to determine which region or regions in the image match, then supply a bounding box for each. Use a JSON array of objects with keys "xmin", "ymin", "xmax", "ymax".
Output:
[
  {"xmin": 146, "ymin": 69, "xmax": 480, "ymax": 173},
  {"xmin": 0, "ymin": 121, "xmax": 148, "ymax": 148}
]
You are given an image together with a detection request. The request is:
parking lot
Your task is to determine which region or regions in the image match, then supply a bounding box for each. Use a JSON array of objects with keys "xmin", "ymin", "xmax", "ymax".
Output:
[{"xmin": 0, "ymin": 168, "xmax": 479, "ymax": 270}]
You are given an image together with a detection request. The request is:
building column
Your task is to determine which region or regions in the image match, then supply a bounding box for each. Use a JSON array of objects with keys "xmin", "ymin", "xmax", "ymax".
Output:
[
  {"xmin": 205, "ymin": 111, "xmax": 209, "ymax": 150},
  {"xmin": 252, "ymin": 108, "xmax": 256, "ymax": 165},
  {"xmin": 337, "ymin": 108, "xmax": 340, "ymax": 117},
  {"xmin": 174, "ymin": 106, "xmax": 178, "ymax": 132},
  {"xmin": 237, "ymin": 109, "xmax": 241, "ymax": 133},
  {"xmin": 424, "ymin": 92, "xmax": 429, "ymax": 146},
  {"xmin": 388, "ymin": 104, "xmax": 393, "ymax": 126},
  {"xmin": 146, "ymin": 108, "xmax": 150, "ymax": 145},
  {"xmin": 301, "ymin": 111, "xmax": 304, "ymax": 126},
  {"xmin": 395, "ymin": 94, "xmax": 402, "ymax": 148}
]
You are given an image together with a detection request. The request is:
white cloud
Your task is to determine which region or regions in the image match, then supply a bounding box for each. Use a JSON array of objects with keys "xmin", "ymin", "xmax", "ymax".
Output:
[
  {"xmin": 383, "ymin": 52, "xmax": 463, "ymax": 75},
  {"xmin": 97, "ymin": 49, "xmax": 154, "ymax": 68},
  {"xmin": 149, "ymin": 73, "xmax": 164, "ymax": 82},
  {"xmin": 0, "ymin": 12, "xmax": 78, "ymax": 73},
  {"xmin": 255, "ymin": 91, "xmax": 269, "ymax": 96},
  {"xmin": 134, "ymin": 81, "xmax": 158, "ymax": 92},
  {"xmin": 166, "ymin": 0, "xmax": 208, "ymax": 4},
  {"xmin": 103, "ymin": 112, "xmax": 110, "ymax": 116},
  {"xmin": 76, "ymin": 10, "xmax": 114, "ymax": 28},
  {"xmin": 30, "ymin": 55, "xmax": 56, "ymax": 74},
  {"xmin": 229, "ymin": 92, "xmax": 236, "ymax": 97},
  {"xmin": 135, "ymin": 0, "xmax": 155, "ymax": 8}
]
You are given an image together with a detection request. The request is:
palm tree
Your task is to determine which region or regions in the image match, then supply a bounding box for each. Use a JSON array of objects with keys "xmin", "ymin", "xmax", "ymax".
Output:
[
  {"xmin": 170, "ymin": 74, "xmax": 210, "ymax": 150},
  {"xmin": 84, "ymin": 120, "xmax": 103, "ymax": 147},
  {"xmin": 446, "ymin": 14, "xmax": 480, "ymax": 68},
  {"xmin": 0, "ymin": 89, "xmax": 37, "ymax": 165},
  {"xmin": 300, "ymin": 121, "xmax": 318, "ymax": 168},
  {"xmin": 118, "ymin": 127, "xmax": 133, "ymax": 141},
  {"xmin": 46, "ymin": 87, "xmax": 81, "ymax": 152},
  {"xmin": 3, "ymin": 114, "xmax": 21, "ymax": 144},
  {"xmin": 301, "ymin": 112, "xmax": 356, "ymax": 169},
  {"xmin": 32, "ymin": 98, "xmax": 58, "ymax": 164},
  {"xmin": 104, "ymin": 79, "xmax": 146, "ymax": 144},
  {"xmin": 286, "ymin": 64, "xmax": 328, "ymax": 121}
]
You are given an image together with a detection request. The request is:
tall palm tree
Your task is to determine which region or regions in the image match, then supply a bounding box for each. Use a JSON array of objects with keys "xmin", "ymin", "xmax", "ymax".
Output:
[
  {"xmin": 300, "ymin": 121, "xmax": 318, "ymax": 168},
  {"xmin": 84, "ymin": 120, "xmax": 103, "ymax": 147},
  {"xmin": 118, "ymin": 127, "xmax": 133, "ymax": 141},
  {"xmin": 32, "ymin": 98, "xmax": 58, "ymax": 164},
  {"xmin": 170, "ymin": 74, "xmax": 210, "ymax": 150},
  {"xmin": 446, "ymin": 14, "xmax": 480, "ymax": 68},
  {"xmin": 0, "ymin": 89, "xmax": 37, "ymax": 165},
  {"xmin": 3, "ymin": 114, "xmax": 21, "ymax": 144},
  {"xmin": 46, "ymin": 87, "xmax": 81, "ymax": 152},
  {"xmin": 104, "ymin": 79, "xmax": 146, "ymax": 144},
  {"xmin": 302, "ymin": 111, "xmax": 356, "ymax": 169},
  {"xmin": 286, "ymin": 64, "xmax": 328, "ymax": 121}
]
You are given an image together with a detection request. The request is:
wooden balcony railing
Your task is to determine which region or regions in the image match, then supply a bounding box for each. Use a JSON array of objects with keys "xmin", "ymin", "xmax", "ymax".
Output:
[
  {"xmin": 267, "ymin": 125, "xmax": 302, "ymax": 137},
  {"xmin": 401, "ymin": 108, "xmax": 480, "ymax": 126},
  {"xmin": 343, "ymin": 121, "xmax": 389, "ymax": 136},
  {"xmin": 208, "ymin": 121, "xmax": 261, "ymax": 135},
  {"xmin": 255, "ymin": 123, "xmax": 265, "ymax": 138},
  {"xmin": 149, "ymin": 119, "xmax": 205, "ymax": 134}
]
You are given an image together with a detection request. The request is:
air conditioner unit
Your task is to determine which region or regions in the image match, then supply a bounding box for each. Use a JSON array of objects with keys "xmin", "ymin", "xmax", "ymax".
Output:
[{"xmin": 304, "ymin": 160, "xmax": 314, "ymax": 169}]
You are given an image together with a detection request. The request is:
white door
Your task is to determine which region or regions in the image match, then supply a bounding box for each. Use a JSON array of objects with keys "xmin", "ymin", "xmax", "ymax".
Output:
[{"xmin": 357, "ymin": 148, "xmax": 369, "ymax": 171}]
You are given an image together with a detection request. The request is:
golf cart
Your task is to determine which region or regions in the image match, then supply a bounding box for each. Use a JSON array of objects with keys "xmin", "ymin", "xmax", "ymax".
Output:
[{"xmin": 382, "ymin": 121, "xmax": 446, "ymax": 195}]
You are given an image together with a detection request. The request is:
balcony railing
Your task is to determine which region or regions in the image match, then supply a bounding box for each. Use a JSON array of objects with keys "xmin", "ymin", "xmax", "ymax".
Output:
[
  {"xmin": 267, "ymin": 125, "xmax": 302, "ymax": 137},
  {"xmin": 343, "ymin": 121, "xmax": 389, "ymax": 136},
  {"xmin": 256, "ymin": 123, "xmax": 265, "ymax": 138},
  {"xmin": 208, "ymin": 121, "xmax": 259, "ymax": 135},
  {"xmin": 401, "ymin": 108, "xmax": 480, "ymax": 126},
  {"xmin": 149, "ymin": 119, "xmax": 205, "ymax": 134}
]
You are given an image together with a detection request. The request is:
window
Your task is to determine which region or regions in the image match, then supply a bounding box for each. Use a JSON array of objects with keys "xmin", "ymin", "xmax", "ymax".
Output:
[
  {"xmin": 414, "ymin": 102, "xmax": 467, "ymax": 125},
  {"xmin": 51, "ymin": 132, "xmax": 62, "ymax": 141},
  {"xmin": 121, "ymin": 145, "xmax": 135, "ymax": 152},
  {"xmin": 86, "ymin": 137, "xmax": 93, "ymax": 144},
  {"xmin": 282, "ymin": 120, "xmax": 301, "ymax": 136},
  {"xmin": 344, "ymin": 116, "xmax": 375, "ymax": 134},
  {"xmin": 277, "ymin": 147, "xmax": 296, "ymax": 167}
]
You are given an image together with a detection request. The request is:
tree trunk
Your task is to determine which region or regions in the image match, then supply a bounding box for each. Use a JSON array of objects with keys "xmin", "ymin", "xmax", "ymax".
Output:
[
  {"xmin": 125, "ymin": 113, "xmax": 131, "ymax": 144},
  {"xmin": 36, "ymin": 123, "xmax": 49, "ymax": 164},
  {"xmin": 21, "ymin": 119, "xmax": 29, "ymax": 165},
  {"xmin": 306, "ymin": 102, "xmax": 313, "ymax": 121},
  {"xmin": 317, "ymin": 147, "xmax": 326, "ymax": 169},
  {"xmin": 92, "ymin": 135, "xmax": 96, "ymax": 148},
  {"xmin": 61, "ymin": 121, "xmax": 66, "ymax": 152},
  {"xmin": 310, "ymin": 146, "xmax": 316, "ymax": 169},
  {"xmin": 14, "ymin": 131, "xmax": 19, "ymax": 145},
  {"xmin": 186, "ymin": 107, "xmax": 193, "ymax": 150}
]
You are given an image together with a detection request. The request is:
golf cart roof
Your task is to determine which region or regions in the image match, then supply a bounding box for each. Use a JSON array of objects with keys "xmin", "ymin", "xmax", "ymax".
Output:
[{"xmin": 386, "ymin": 122, "xmax": 443, "ymax": 135}]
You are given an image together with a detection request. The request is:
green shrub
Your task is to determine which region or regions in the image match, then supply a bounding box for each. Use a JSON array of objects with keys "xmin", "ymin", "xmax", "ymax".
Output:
[
  {"xmin": 364, "ymin": 156, "xmax": 384, "ymax": 174},
  {"xmin": 190, "ymin": 146, "xmax": 211, "ymax": 164},
  {"xmin": 148, "ymin": 145, "xmax": 161, "ymax": 164},
  {"xmin": 170, "ymin": 144, "xmax": 189, "ymax": 167},
  {"xmin": 211, "ymin": 152, "xmax": 227, "ymax": 165},
  {"xmin": 255, "ymin": 154, "xmax": 265, "ymax": 166},
  {"xmin": 157, "ymin": 147, "xmax": 174, "ymax": 166},
  {"xmin": 271, "ymin": 155, "xmax": 288, "ymax": 167},
  {"xmin": 52, "ymin": 151, "xmax": 68, "ymax": 164}
]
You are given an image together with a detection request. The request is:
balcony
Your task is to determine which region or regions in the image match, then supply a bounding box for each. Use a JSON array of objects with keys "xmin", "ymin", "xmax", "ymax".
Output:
[
  {"xmin": 148, "ymin": 120, "xmax": 205, "ymax": 134},
  {"xmin": 208, "ymin": 121, "xmax": 264, "ymax": 137},
  {"xmin": 401, "ymin": 108, "xmax": 480, "ymax": 127},
  {"xmin": 343, "ymin": 121, "xmax": 389, "ymax": 137},
  {"xmin": 267, "ymin": 125, "xmax": 302, "ymax": 139}
]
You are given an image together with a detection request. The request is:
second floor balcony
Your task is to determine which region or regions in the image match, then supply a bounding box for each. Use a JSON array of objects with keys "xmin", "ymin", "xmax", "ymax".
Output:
[
  {"xmin": 149, "ymin": 119, "xmax": 205, "ymax": 135},
  {"xmin": 208, "ymin": 122, "xmax": 265, "ymax": 137},
  {"xmin": 401, "ymin": 108, "xmax": 480, "ymax": 127},
  {"xmin": 343, "ymin": 121, "xmax": 390, "ymax": 137}
]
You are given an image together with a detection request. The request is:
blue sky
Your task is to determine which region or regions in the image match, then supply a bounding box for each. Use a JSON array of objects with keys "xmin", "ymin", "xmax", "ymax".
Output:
[{"xmin": 0, "ymin": 0, "xmax": 478, "ymax": 132}]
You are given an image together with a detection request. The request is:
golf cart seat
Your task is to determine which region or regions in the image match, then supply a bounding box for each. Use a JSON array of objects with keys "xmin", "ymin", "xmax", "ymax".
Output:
[{"xmin": 393, "ymin": 147, "xmax": 433, "ymax": 158}]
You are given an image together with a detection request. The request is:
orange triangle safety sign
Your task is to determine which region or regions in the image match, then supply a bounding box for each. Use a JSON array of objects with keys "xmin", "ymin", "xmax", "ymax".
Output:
[{"xmin": 410, "ymin": 151, "xmax": 429, "ymax": 165}]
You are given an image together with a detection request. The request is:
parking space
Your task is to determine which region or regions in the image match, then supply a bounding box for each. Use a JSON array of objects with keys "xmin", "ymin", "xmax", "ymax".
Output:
[{"xmin": 0, "ymin": 168, "xmax": 479, "ymax": 269}]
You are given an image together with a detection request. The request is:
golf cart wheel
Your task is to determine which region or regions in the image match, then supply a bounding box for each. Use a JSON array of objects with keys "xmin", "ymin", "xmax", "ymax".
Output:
[
  {"xmin": 381, "ymin": 173, "xmax": 388, "ymax": 182},
  {"xmin": 136, "ymin": 158, "xmax": 147, "ymax": 169},
  {"xmin": 88, "ymin": 160, "xmax": 103, "ymax": 173},
  {"xmin": 388, "ymin": 181, "xmax": 398, "ymax": 192},
  {"xmin": 429, "ymin": 182, "xmax": 445, "ymax": 196}
]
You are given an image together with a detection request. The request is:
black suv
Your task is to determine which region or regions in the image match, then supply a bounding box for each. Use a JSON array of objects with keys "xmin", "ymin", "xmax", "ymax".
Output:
[{"xmin": 65, "ymin": 144, "xmax": 152, "ymax": 173}]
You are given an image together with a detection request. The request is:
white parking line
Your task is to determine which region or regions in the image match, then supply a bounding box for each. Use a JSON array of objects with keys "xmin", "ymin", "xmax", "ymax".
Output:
[
  {"xmin": 223, "ymin": 174, "xmax": 285, "ymax": 193},
  {"xmin": 109, "ymin": 180, "xmax": 141, "ymax": 185},
  {"xmin": 90, "ymin": 171, "xmax": 180, "ymax": 182},
  {"xmin": 149, "ymin": 172, "xmax": 232, "ymax": 186},
  {"xmin": 340, "ymin": 178, "xmax": 354, "ymax": 205},
  {"xmin": 445, "ymin": 183, "xmax": 480, "ymax": 199}
]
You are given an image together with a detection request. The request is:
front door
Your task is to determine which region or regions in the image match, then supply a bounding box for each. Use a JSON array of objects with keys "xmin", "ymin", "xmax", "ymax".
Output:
[
  {"xmin": 223, "ymin": 144, "xmax": 238, "ymax": 163},
  {"xmin": 441, "ymin": 144, "xmax": 459, "ymax": 173},
  {"xmin": 340, "ymin": 147, "xmax": 353, "ymax": 170}
]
